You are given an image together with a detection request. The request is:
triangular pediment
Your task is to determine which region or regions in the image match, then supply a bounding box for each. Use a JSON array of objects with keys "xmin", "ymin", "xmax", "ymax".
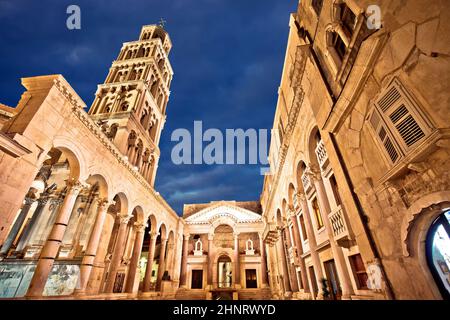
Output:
[{"xmin": 184, "ymin": 203, "xmax": 262, "ymax": 225}]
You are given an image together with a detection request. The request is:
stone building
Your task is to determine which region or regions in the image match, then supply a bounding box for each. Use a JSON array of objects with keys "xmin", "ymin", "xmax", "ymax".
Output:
[
  {"xmin": 176, "ymin": 201, "xmax": 270, "ymax": 300},
  {"xmin": 0, "ymin": 0, "xmax": 449, "ymax": 301},
  {"xmin": 0, "ymin": 25, "xmax": 184, "ymax": 299},
  {"xmin": 260, "ymin": 0, "xmax": 450, "ymax": 301}
]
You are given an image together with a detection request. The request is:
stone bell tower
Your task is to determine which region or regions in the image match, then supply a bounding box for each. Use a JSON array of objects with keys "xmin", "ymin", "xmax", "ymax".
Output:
[{"xmin": 88, "ymin": 24, "xmax": 173, "ymax": 187}]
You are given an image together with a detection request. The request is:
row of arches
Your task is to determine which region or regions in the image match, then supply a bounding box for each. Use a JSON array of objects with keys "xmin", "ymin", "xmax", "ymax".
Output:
[
  {"xmin": 126, "ymin": 130, "xmax": 156, "ymax": 182},
  {"xmin": 0, "ymin": 142, "xmax": 177, "ymax": 297}
]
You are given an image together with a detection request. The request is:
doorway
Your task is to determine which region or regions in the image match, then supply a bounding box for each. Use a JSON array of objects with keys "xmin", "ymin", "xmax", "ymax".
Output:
[
  {"xmin": 324, "ymin": 259, "xmax": 342, "ymax": 300},
  {"xmin": 426, "ymin": 211, "xmax": 450, "ymax": 299},
  {"xmin": 191, "ymin": 270, "xmax": 203, "ymax": 289},
  {"xmin": 217, "ymin": 255, "xmax": 232, "ymax": 288},
  {"xmin": 308, "ymin": 266, "xmax": 318, "ymax": 299},
  {"xmin": 245, "ymin": 269, "xmax": 257, "ymax": 288}
]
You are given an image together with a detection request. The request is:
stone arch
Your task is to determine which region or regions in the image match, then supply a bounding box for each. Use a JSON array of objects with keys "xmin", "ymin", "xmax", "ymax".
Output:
[
  {"xmin": 288, "ymin": 183, "xmax": 296, "ymax": 208},
  {"xmin": 112, "ymin": 192, "xmax": 128, "ymax": 216},
  {"xmin": 400, "ymin": 191, "xmax": 450, "ymax": 299},
  {"xmin": 146, "ymin": 214, "xmax": 157, "ymax": 233},
  {"xmin": 131, "ymin": 205, "xmax": 145, "ymax": 223},
  {"xmin": 52, "ymin": 136, "xmax": 88, "ymax": 181},
  {"xmin": 305, "ymin": 126, "xmax": 322, "ymax": 169},
  {"xmin": 158, "ymin": 222, "xmax": 167, "ymax": 240},
  {"xmin": 401, "ymin": 191, "xmax": 450, "ymax": 257},
  {"xmin": 85, "ymin": 173, "xmax": 109, "ymax": 199}
]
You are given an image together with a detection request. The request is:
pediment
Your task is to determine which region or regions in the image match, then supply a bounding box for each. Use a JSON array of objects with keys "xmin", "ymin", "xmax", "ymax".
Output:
[{"xmin": 184, "ymin": 204, "xmax": 262, "ymax": 225}]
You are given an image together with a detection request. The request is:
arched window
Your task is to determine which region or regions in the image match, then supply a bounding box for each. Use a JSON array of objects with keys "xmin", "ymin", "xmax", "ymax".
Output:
[{"xmin": 426, "ymin": 211, "xmax": 450, "ymax": 299}]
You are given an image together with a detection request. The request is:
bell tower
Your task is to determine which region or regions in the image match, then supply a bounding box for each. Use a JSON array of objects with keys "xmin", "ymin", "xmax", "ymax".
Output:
[{"xmin": 88, "ymin": 24, "xmax": 173, "ymax": 187}]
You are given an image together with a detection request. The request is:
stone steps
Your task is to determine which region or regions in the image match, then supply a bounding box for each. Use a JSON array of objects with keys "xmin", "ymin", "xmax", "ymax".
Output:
[
  {"xmin": 238, "ymin": 288, "xmax": 272, "ymax": 300},
  {"xmin": 175, "ymin": 289, "xmax": 207, "ymax": 300}
]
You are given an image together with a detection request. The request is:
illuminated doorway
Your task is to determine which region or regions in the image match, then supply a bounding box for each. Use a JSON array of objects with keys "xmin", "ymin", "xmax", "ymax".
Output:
[{"xmin": 217, "ymin": 255, "xmax": 232, "ymax": 288}]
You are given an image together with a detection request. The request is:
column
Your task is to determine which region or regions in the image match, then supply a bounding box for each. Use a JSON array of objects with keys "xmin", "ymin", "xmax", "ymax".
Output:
[
  {"xmin": 14, "ymin": 195, "xmax": 54, "ymax": 254},
  {"xmin": 207, "ymin": 233, "xmax": 214, "ymax": 286},
  {"xmin": 103, "ymin": 213, "xmax": 132, "ymax": 293},
  {"xmin": 179, "ymin": 234, "xmax": 189, "ymax": 288},
  {"xmin": 143, "ymin": 232, "xmax": 158, "ymax": 292},
  {"xmin": 297, "ymin": 192, "xmax": 324, "ymax": 297},
  {"xmin": 0, "ymin": 195, "xmax": 36, "ymax": 256},
  {"xmin": 156, "ymin": 237, "xmax": 168, "ymax": 290},
  {"xmin": 308, "ymin": 167, "xmax": 354, "ymax": 299},
  {"xmin": 233, "ymin": 233, "xmax": 240, "ymax": 287},
  {"xmin": 75, "ymin": 198, "xmax": 110, "ymax": 295},
  {"xmin": 277, "ymin": 229, "xmax": 292, "ymax": 293},
  {"xmin": 283, "ymin": 227, "xmax": 299, "ymax": 292},
  {"xmin": 26, "ymin": 180, "xmax": 85, "ymax": 297},
  {"xmin": 259, "ymin": 234, "xmax": 268, "ymax": 286},
  {"xmin": 125, "ymin": 222, "xmax": 146, "ymax": 293},
  {"xmin": 290, "ymin": 210, "xmax": 310, "ymax": 293}
]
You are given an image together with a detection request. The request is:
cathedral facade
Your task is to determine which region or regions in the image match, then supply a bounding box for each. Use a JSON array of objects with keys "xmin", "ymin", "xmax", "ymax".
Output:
[{"xmin": 0, "ymin": 0, "xmax": 449, "ymax": 300}]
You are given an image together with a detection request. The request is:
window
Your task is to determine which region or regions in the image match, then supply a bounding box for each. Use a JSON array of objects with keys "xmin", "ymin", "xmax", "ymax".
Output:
[
  {"xmin": 312, "ymin": 0, "xmax": 323, "ymax": 16},
  {"xmin": 368, "ymin": 78, "xmax": 431, "ymax": 165},
  {"xmin": 339, "ymin": 3, "xmax": 357, "ymax": 37},
  {"xmin": 329, "ymin": 175, "xmax": 342, "ymax": 207},
  {"xmin": 312, "ymin": 198, "xmax": 324, "ymax": 229},
  {"xmin": 245, "ymin": 269, "xmax": 257, "ymax": 288},
  {"xmin": 349, "ymin": 254, "xmax": 369, "ymax": 289},
  {"xmin": 332, "ymin": 32, "xmax": 347, "ymax": 60}
]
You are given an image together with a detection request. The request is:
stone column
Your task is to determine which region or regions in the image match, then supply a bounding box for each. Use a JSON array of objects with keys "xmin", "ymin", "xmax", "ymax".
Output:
[
  {"xmin": 179, "ymin": 234, "xmax": 189, "ymax": 288},
  {"xmin": 297, "ymin": 192, "xmax": 324, "ymax": 297},
  {"xmin": 233, "ymin": 233, "xmax": 240, "ymax": 287},
  {"xmin": 308, "ymin": 167, "xmax": 354, "ymax": 299},
  {"xmin": 103, "ymin": 213, "xmax": 132, "ymax": 293},
  {"xmin": 259, "ymin": 234, "xmax": 268, "ymax": 286},
  {"xmin": 207, "ymin": 233, "xmax": 214, "ymax": 286},
  {"xmin": 26, "ymin": 180, "xmax": 85, "ymax": 297},
  {"xmin": 290, "ymin": 210, "xmax": 310, "ymax": 293},
  {"xmin": 283, "ymin": 227, "xmax": 299, "ymax": 292},
  {"xmin": 15, "ymin": 195, "xmax": 54, "ymax": 254},
  {"xmin": 143, "ymin": 231, "xmax": 158, "ymax": 292},
  {"xmin": 125, "ymin": 222, "xmax": 146, "ymax": 293},
  {"xmin": 277, "ymin": 229, "xmax": 292, "ymax": 293},
  {"xmin": 0, "ymin": 195, "xmax": 36, "ymax": 256},
  {"xmin": 75, "ymin": 198, "xmax": 110, "ymax": 295},
  {"xmin": 156, "ymin": 237, "xmax": 168, "ymax": 291}
]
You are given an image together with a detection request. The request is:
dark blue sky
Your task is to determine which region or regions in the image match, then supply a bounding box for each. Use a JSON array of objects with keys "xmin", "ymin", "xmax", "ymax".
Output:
[{"xmin": 0, "ymin": 0, "xmax": 295, "ymax": 214}]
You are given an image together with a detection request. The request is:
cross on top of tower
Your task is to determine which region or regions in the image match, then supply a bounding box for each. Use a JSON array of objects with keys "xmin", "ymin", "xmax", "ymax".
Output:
[{"xmin": 158, "ymin": 18, "xmax": 167, "ymax": 28}]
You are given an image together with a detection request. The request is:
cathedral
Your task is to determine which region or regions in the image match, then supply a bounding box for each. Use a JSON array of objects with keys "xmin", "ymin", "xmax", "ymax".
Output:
[{"xmin": 0, "ymin": 0, "xmax": 449, "ymax": 300}]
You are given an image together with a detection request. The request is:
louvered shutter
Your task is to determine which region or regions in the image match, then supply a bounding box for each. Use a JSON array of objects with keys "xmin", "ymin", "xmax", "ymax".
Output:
[{"xmin": 376, "ymin": 81, "xmax": 428, "ymax": 151}]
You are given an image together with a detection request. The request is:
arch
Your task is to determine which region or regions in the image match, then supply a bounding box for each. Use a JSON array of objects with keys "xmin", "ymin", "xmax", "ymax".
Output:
[
  {"xmin": 401, "ymin": 191, "xmax": 450, "ymax": 257},
  {"xmin": 52, "ymin": 136, "xmax": 88, "ymax": 181},
  {"xmin": 306, "ymin": 126, "xmax": 322, "ymax": 169},
  {"xmin": 131, "ymin": 205, "xmax": 145, "ymax": 223},
  {"xmin": 112, "ymin": 192, "xmax": 128, "ymax": 216},
  {"xmin": 400, "ymin": 192, "xmax": 450, "ymax": 299},
  {"xmin": 276, "ymin": 208, "xmax": 283, "ymax": 227},
  {"xmin": 85, "ymin": 174, "xmax": 109, "ymax": 199},
  {"xmin": 146, "ymin": 214, "xmax": 157, "ymax": 233},
  {"xmin": 158, "ymin": 222, "xmax": 167, "ymax": 240},
  {"xmin": 288, "ymin": 183, "xmax": 296, "ymax": 207}
]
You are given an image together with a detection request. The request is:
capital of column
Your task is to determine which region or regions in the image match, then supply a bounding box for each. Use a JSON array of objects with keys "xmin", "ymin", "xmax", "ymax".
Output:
[
  {"xmin": 233, "ymin": 232, "xmax": 240, "ymax": 239},
  {"xmin": 183, "ymin": 234, "xmax": 190, "ymax": 241},
  {"xmin": 295, "ymin": 192, "xmax": 306, "ymax": 203},
  {"xmin": 148, "ymin": 231, "xmax": 159, "ymax": 239},
  {"xmin": 119, "ymin": 214, "xmax": 133, "ymax": 225},
  {"xmin": 134, "ymin": 222, "xmax": 147, "ymax": 233},
  {"xmin": 305, "ymin": 164, "xmax": 322, "ymax": 182},
  {"xmin": 208, "ymin": 233, "xmax": 214, "ymax": 241},
  {"xmin": 96, "ymin": 198, "xmax": 111, "ymax": 210},
  {"xmin": 24, "ymin": 196, "xmax": 36, "ymax": 206},
  {"xmin": 66, "ymin": 179, "xmax": 89, "ymax": 195}
]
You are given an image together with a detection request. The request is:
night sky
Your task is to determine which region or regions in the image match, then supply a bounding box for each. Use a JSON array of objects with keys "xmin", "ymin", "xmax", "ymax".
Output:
[{"xmin": 0, "ymin": 0, "xmax": 295, "ymax": 214}]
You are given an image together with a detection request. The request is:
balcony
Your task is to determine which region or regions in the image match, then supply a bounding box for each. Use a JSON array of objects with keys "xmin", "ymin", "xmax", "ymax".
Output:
[
  {"xmin": 288, "ymin": 247, "xmax": 300, "ymax": 266},
  {"xmin": 315, "ymin": 140, "xmax": 329, "ymax": 169},
  {"xmin": 328, "ymin": 205, "xmax": 354, "ymax": 248},
  {"xmin": 263, "ymin": 222, "xmax": 279, "ymax": 245},
  {"xmin": 301, "ymin": 171, "xmax": 313, "ymax": 193}
]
